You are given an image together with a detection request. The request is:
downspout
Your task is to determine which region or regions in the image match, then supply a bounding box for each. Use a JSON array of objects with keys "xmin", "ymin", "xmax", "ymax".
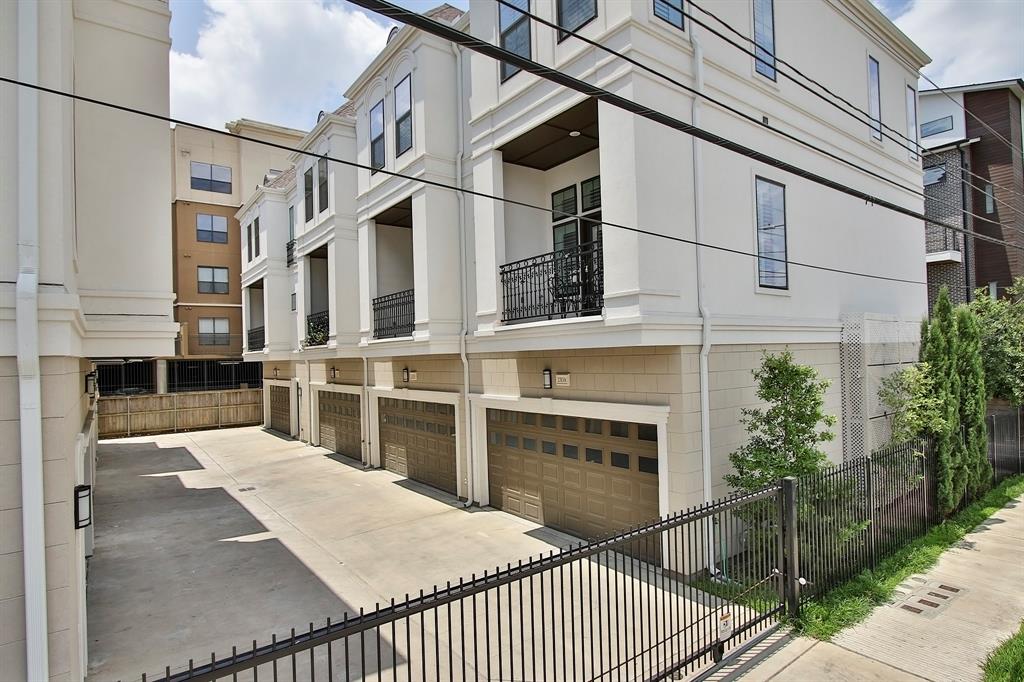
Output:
[
  {"xmin": 17, "ymin": 1, "xmax": 50, "ymax": 678},
  {"xmin": 362, "ymin": 356, "xmax": 371, "ymax": 468},
  {"xmin": 305, "ymin": 359, "xmax": 312, "ymax": 443},
  {"xmin": 958, "ymin": 145, "xmax": 972, "ymax": 302},
  {"xmin": 691, "ymin": 25, "xmax": 719, "ymax": 576},
  {"xmin": 452, "ymin": 41, "xmax": 474, "ymax": 507}
]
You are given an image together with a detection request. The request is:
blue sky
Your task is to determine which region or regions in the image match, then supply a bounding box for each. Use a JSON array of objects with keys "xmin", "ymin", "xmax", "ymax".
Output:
[{"xmin": 167, "ymin": 0, "xmax": 1023, "ymax": 131}]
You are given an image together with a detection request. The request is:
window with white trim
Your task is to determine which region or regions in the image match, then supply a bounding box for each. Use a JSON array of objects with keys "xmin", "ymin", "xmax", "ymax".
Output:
[
  {"xmin": 370, "ymin": 99, "xmax": 385, "ymax": 171},
  {"xmin": 304, "ymin": 168, "xmax": 314, "ymax": 222},
  {"xmin": 755, "ymin": 177, "xmax": 788, "ymax": 289},
  {"xmin": 254, "ymin": 217, "xmax": 260, "ymax": 257},
  {"xmin": 906, "ymin": 85, "xmax": 919, "ymax": 161},
  {"xmin": 653, "ymin": 0, "xmax": 683, "ymax": 29},
  {"xmin": 498, "ymin": 0, "xmax": 530, "ymax": 81},
  {"xmin": 753, "ymin": 0, "xmax": 776, "ymax": 80},
  {"xmin": 318, "ymin": 158, "xmax": 329, "ymax": 213},
  {"xmin": 395, "ymin": 75, "xmax": 413, "ymax": 156},
  {"xmin": 867, "ymin": 56, "xmax": 882, "ymax": 141},
  {"xmin": 557, "ymin": 0, "xmax": 597, "ymax": 39}
]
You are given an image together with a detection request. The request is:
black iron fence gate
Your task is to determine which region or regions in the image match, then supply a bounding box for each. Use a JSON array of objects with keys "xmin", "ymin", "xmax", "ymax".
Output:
[{"xmin": 138, "ymin": 441, "xmax": 937, "ymax": 682}]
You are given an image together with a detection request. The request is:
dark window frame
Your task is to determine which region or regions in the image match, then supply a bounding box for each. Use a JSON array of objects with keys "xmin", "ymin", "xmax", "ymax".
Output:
[
  {"xmin": 498, "ymin": 0, "xmax": 531, "ymax": 82},
  {"xmin": 753, "ymin": 0, "xmax": 777, "ymax": 81},
  {"xmin": 394, "ymin": 75, "xmax": 413, "ymax": 157},
  {"xmin": 754, "ymin": 176, "xmax": 789, "ymax": 290},
  {"xmin": 254, "ymin": 216, "xmax": 260, "ymax": 257},
  {"xmin": 196, "ymin": 213, "xmax": 228, "ymax": 244},
  {"xmin": 197, "ymin": 316, "xmax": 230, "ymax": 346},
  {"xmin": 246, "ymin": 223, "xmax": 253, "ymax": 262},
  {"xmin": 867, "ymin": 55, "xmax": 882, "ymax": 141},
  {"xmin": 556, "ymin": 0, "xmax": 598, "ymax": 43},
  {"xmin": 920, "ymin": 115, "xmax": 954, "ymax": 138},
  {"xmin": 653, "ymin": 0, "xmax": 684, "ymax": 30},
  {"xmin": 197, "ymin": 265, "xmax": 229, "ymax": 295},
  {"xmin": 318, "ymin": 158, "xmax": 329, "ymax": 213},
  {"xmin": 370, "ymin": 99, "xmax": 386, "ymax": 172},
  {"xmin": 923, "ymin": 165, "xmax": 946, "ymax": 187},
  {"xmin": 304, "ymin": 168, "xmax": 314, "ymax": 222},
  {"xmin": 190, "ymin": 161, "xmax": 232, "ymax": 193}
]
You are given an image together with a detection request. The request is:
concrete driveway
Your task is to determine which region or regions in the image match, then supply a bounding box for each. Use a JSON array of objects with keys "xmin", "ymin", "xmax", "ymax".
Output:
[{"xmin": 87, "ymin": 426, "xmax": 574, "ymax": 681}]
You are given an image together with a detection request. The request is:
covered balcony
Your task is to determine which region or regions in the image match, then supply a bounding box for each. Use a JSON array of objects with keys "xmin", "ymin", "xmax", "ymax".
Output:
[
  {"xmin": 371, "ymin": 198, "xmax": 415, "ymax": 339},
  {"xmin": 304, "ymin": 245, "xmax": 330, "ymax": 346},
  {"xmin": 245, "ymin": 281, "xmax": 265, "ymax": 352},
  {"xmin": 494, "ymin": 98, "xmax": 604, "ymax": 325}
]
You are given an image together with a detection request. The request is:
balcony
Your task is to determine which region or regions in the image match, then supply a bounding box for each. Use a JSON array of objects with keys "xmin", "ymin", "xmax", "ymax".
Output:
[
  {"xmin": 372, "ymin": 288, "xmax": 415, "ymax": 339},
  {"xmin": 246, "ymin": 326, "xmax": 265, "ymax": 352},
  {"xmin": 286, "ymin": 239, "xmax": 296, "ymax": 266},
  {"xmin": 305, "ymin": 310, "xmax": 330, "ymax": 347},
  {"xmin": 500, "ymin": 242, "xmax": 604, "ymax": 323},
  {"xmin": 925, "ymin": 225, "xmax": 963, "ymax": 264}
]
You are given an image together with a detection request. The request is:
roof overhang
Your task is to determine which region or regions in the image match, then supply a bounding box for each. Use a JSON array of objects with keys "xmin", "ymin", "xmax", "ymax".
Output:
[
  {"xmin": 924, "ymin": 136, "xmax": 981, "ymax": 153},
  {"xmin": 921, "ymin": 79, "xmax": 1024, "ymax": 101},
  {"xmin": 846, "ymin": 0, "xmax": 931, "ymax": 70}
]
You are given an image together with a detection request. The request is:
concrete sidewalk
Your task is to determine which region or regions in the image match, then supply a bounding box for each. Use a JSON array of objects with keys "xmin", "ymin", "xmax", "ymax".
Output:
[{"xmin": 726, "ymin": 495, "xmax": 1024, "ymax": 681}]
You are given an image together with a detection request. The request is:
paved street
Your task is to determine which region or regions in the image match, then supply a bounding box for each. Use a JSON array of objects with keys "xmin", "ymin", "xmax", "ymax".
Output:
[
  {"xmin": 714, "ymin": 494, "xmax": 1024, "ymax": 681},
  {"xmin": 86, "ymin": 427, "xmax": 578, "ymax": 681}
]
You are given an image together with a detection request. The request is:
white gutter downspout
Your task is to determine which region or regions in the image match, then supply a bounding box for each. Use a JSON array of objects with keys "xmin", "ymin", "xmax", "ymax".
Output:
[
  {"xmin": 452, "ymin": 42, "xmax": 474, "ymax": 507},
  {"xmin": 690, "ymin": 26, "xmax": 718, "ymax": 574},
  {"xmin": 17, "ymin": 1, "xmax": 50, "ymax": 678},
  {"xmin": 362, "ymin": 356, "xmax": 371, "ymax": 467}
]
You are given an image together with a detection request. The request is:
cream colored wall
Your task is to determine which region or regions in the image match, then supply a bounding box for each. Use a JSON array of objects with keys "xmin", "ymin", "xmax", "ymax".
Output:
[
  {"xmin": 0, "ymin": 357, "xmax": 92, "ymax": 682},
  {"xmin": 706, "ymin": 343, "xmax": 844, "ymax": 500}
]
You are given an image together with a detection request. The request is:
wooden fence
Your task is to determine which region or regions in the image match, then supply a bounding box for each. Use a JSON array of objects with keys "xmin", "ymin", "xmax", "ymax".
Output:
[{"xmin": 98, "ymin": 388, "xmax": 263, "ymax": 438}]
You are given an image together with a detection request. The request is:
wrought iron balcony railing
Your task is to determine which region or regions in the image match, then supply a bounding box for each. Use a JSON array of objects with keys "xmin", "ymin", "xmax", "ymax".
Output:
[
  {"xmin": 500, "ymin": 241, "xmax": 604, "ymax": 323},
  {"xmin": 305, "ymin": 310, "xmax": 330, "ymax": 347},
  {"xmin": 372, "ymin": 288, "xmax": 415, "ymax": 339},
  {"xmin": 286, "ymin": 239, "xmax": 296, "ymax": 266},
  {"xmin": 246, "ymin": 326, "xmax": 265, "ymax": 352}
]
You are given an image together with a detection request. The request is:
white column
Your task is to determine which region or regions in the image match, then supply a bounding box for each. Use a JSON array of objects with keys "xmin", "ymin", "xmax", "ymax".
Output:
[
  {"xmin": 472, "ymin": 150, "xmax": 506, "ymax": 333},
  {"xmin": 296, "ymin": 257, "xmax": 310, "ymax": 346},
  {"xmin": 411, "ymin": 185, "xmax": 461, "ymax": 340},
  {"xmin": 327, "ymin": 238, "xmax": 338, "ymax": 347},
  {"xmin": 358, "ymin": 218, "xmax": 377, "ymax": 343},
  {"xmin": 241, "ymin": 285, "xmax": 250, "ymax": 349}
]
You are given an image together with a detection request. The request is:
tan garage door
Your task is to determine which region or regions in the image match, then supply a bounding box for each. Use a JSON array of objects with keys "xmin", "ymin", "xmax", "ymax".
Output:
[
  {"xmin": 378, "ymin": 398, "xmax": 457, "ymax": 495},
  {"xmin": 269, "ymin": 385, "xmax": 291, "ymax": 435},
  {"xmin": 318, "ymin": 391, "xmax": 361, "ymax": 461},
  {"xmin": 486, "ymin": 409, "xmax": 659, "ymax": 541}
]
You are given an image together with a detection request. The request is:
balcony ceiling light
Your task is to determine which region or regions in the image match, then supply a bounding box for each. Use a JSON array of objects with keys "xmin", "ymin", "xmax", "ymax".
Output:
[{"xmin": 568, "ymin": 130, "xmax": 581, "ymax": 137}]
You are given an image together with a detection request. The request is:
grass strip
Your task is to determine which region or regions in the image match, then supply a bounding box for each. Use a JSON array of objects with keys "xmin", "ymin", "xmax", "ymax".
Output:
[
  {"xmin": 984, "ymin": 619, "xmax": 1024, "ymax": 682},
  {"xmin": 793, "ymin": 475, "xmax": 1024, "ymax": 641}
]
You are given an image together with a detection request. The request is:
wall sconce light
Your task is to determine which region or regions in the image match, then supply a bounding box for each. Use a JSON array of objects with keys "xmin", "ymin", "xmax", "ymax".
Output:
[
  {"xmin": 542, "ymin": 368, "xmax": 553, "ymax": 390},
  {"xmin": 74, "ymin": 484, "xmax": 93, "ymax": 529},
  {"xmin": 273, "ymin": 367, "xmax": 280, "ymax": 378},
  {"xmin": 84, "ymin": 371, "xmax": 97, "ymax": 395},
  {"xmin": 402, "ymin": 367, "xmax": 410, "ymax": 383},
  {"xmin": 330, "ymin": 366, "xmax": 337, "ymax": 379}
]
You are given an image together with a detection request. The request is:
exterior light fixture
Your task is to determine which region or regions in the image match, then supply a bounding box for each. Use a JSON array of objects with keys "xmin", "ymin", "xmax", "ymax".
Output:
[
  {"xmin": 568, "ymin": 130, "xmax": 581, "ymax": 137},
  {"xmin": 74, "ymin": 485, "xmax": 93, "ymax": 529},
  {"xmin": 402, "ymin": 367, "xmax": 410, "ymax": 383},
  {"xmin": 542, "ymin": 368, "xmax": 553, "ymax": 390},
  {"xmin": 274, "ymin": 367, "xmax": 280, "ymax": 378},
  {"xmin": 330, "ymin": 366, "xmax": 337, "ymax": 379},
  {"xmin": 84, "ymin": 371, "xmax": 97, "ymax": 395}
]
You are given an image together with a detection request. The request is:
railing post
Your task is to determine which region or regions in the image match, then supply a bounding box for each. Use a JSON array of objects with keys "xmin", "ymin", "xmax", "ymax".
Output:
[
  {"xmin": 865, "ymin": 454, "xmax": 876, "ymax": 569},
  {"xmin": 781, "ymin": 476, "xmax": 800, "ymax": 618}
]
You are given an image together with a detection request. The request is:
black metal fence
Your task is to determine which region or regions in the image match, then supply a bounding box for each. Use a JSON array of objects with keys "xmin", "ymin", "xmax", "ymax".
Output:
[
  {"xmin": 247, "ymin": 326, "xmax": 265, "ymax": 352},
  {"xmin": 373, "ymin": 288, "xmax": 415, "ymax": 339},
  {"xmin": 96, "ymin": 360, "xmax": 156, "ymax": 395},
  {"xmin": 306, "ymin": 311, "xmax": 330, "ymax": 347},
  {"xmin": 140, "ymin": 438, "xmax": 1017, "ymax": 682},
  {"xmin": 500, "ymin": 242, "xmax": 604, "ymax": 323},
  {"xmin": 167, "ymin": 360, "xmax": 263, "ymax": 393},
  {"xmin": 988, "ymin": 407, "xmax": 1023, "ymax": 483}
]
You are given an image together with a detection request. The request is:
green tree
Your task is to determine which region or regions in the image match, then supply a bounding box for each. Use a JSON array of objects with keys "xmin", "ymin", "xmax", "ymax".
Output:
[
  {"xmin": 878, "ymin": 362, "xmax": 946, "ymax": 445},
  {"xmin": 922, "ymin": 287, "xmax": 965, "ymax": 515},
  {"xmin": 956, "ymin": 306, "xmax": 991, "ymax": 496},
  {"xmin": 968, "ymin": 277, "xmax": 1024, "ymax": 406},
  {"xmin": 725, "ymin": 351, "xmax": 836, "ymax": 492}
]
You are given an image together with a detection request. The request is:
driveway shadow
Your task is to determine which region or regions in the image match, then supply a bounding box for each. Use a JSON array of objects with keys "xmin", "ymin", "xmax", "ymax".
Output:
[{"xmin": 88, "ymin": 440, "xmax": 401, "ymax": 681}]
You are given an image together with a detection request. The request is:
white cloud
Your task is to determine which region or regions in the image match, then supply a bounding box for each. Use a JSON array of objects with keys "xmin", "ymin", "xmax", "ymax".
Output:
[
  {"xmin": 170, "ymin": 0, "xmax": 392, "ymax": 131},
  {"xmin": 883, "ymin": 0, "xmax": 1023, "ymax": 87}
]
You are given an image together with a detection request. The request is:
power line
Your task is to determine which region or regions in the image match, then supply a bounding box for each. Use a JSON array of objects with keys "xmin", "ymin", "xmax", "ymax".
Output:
[
  {"xmin": 346, "ymin": 0, "xmax": 1023, "ymax": 256},
  {"xmin": 0, "ymin": 75, "xmax": 927, "ymax": 287},
  {"xmin": 493, "ymin": 0, "xmax": 1024, "ymax": 232},
  {"xmin": 685, "ymin": 0, "xmax": 1024, "ymax": 217}
]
